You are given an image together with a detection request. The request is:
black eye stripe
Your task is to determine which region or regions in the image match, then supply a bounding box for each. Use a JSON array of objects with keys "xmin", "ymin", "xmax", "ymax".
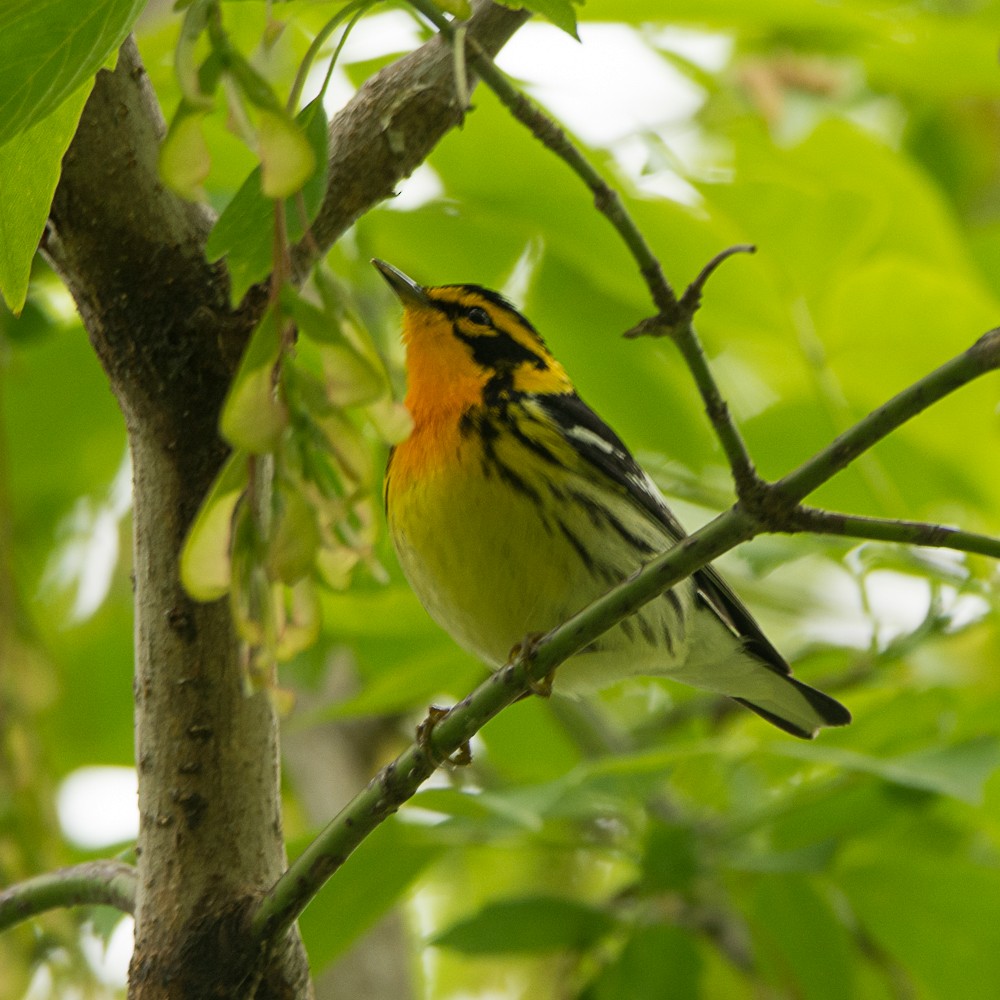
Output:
[
  {"xmin": 454, "ymin": 326, "xmax": 546, "ymax": 370},
  {"xmin": 429, "ymin": 286, "xmax": 551, "ymax": 372}
]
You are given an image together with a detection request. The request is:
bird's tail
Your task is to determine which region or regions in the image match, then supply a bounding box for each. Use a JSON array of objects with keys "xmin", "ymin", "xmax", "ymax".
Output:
[
  {"xmin": 678, "ymin": 608, "xmax": 851, "ymax": 739},
  {"xmin": 731, "ymin": 678, "xmax": 851, "ymax": 739}
]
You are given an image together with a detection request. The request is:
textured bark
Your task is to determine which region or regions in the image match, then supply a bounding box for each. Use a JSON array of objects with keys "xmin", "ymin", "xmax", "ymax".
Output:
[
  {"xmin": 47, "ymin": 38, "xmax": 310, "ymax": 1000},
  {"xmin": 42, "ymin": 3, "xmax": 528, "ymax": 996}
]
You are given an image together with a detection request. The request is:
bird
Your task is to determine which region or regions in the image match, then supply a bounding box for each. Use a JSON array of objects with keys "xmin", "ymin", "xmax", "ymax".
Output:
[{"xmin": 373, "ymin": 258, "xmax": 851, "ymax": 738}]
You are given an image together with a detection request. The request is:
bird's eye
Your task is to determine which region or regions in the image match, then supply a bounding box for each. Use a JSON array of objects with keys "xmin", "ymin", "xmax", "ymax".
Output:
[{"xmin": 466, "ymin": 306, "xmax": 491, "ymax": 326}]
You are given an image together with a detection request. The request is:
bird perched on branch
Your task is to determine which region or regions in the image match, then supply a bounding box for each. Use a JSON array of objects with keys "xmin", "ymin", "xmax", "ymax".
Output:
[{"xmin": 374, "ymin": 259, "xmax": 850, "ymax": 738}]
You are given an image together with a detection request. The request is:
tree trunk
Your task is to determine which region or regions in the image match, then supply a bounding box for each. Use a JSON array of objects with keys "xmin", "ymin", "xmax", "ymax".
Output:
[{"xmin": 46, "ymin": 40, "xmax": 311, "ymax": 999}]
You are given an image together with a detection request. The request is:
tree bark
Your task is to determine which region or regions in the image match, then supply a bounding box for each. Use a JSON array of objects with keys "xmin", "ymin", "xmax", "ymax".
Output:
[
  {"xmin": 42, "ymin": 3, "xmax": 528, "ymax": 996},
  {"xmin": 46, "ymin": 37, "xmax": 311, "ymax": 999}
]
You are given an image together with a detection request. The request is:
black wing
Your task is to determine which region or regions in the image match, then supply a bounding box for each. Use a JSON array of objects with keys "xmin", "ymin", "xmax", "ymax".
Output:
[{"xmin": 534, "ymin": 391, "xmax": 790, "ymax": 676}]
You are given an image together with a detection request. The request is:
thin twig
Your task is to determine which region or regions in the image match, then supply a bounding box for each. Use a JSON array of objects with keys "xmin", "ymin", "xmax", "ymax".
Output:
[
  {"xmin": 675, "ymin": 315, "xmax": 760, "ymax": 497},
  {"xmin": 0, "ymin": 861, "xmax": 137, "ymax": 932},
  {"xmin": 679, "ymin": 244, "xmax": 757, "ymax": 316},
  {"xmin": 787, "ymin": 506, "xmax": 1000, "ymax": 560}
]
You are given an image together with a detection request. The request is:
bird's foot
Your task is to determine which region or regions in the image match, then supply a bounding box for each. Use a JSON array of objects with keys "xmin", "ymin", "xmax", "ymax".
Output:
[
  {"xmin": 509, "ymin": 632, "xmax": 554, "ymax": 698},
  {"xmin": 416, "ymin": 705, "xmax": 472, "ymax": 767}
]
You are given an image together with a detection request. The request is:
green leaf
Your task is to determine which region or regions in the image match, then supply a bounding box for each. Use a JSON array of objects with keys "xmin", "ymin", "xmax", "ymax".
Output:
[
  {"xmin": 771, "ymin": 737, "xmax": 1000, "ymax": 805},
  {"xmin": 205, "ymin": 100, "xmax": 329, "ymax": 304},
  {"xmin": 0, "ymin": 82, "xmax": 92, "ymax": 312},
  {"xmin": 498, "ymin": 0, "xmax": 581, "ymax": 38},
  {"xmin": 180, "ymin": 450, "xmax": 249, "ymax": 601},
  {"xmin": 842, "ymin": 852, "xmax": 1000, "ymax": 1000},
  {"xmin": 159, "ymin": 107, "xmax": 211, "ymax": 200},
  {"xmin": 267, "ymin": 481, "xmax": 320, "ymax": 584},
  {"xmin": 751, "ymin": 875, "xmax": 855, "ymax": 1000},
  {"xmin": 431, "ymin": 896, "xmax": 616, "ymax": 954},
  {"xmin": 288, "ymin": 295, "xmax": 387, "ymax": 407},
  {"xmin": 0, "ymin": 0, "xmax": 146, "ymax": 144},
  {"xmin": 220, "ymin": 305, "xmax": 288, "ymax": 453},
  {"xmin": 586, "ymin": 926, "xmax": 702, "ymax": 1000},
  {"xmin": 640, "ymin": 819, "xmax": 699, "ymax": 893},
  {"xmin": 296, "ymin": 817, "xmax": 444, "ymax": 973},
  {"xmin": 437, "ymin": 0, "xmax": 472, "ymax": 17},
  {"xmin": 258, "ymin": 109, "xmax": 316, "ymax": 198}
]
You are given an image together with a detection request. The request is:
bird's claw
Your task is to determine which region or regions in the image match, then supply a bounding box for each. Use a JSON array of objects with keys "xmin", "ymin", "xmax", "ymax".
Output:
[
  {"xmin": 416, "ymin": 705, "xmax": 472, "ymax": 767},
  {"xmin": 508, "ymin": 632, "xmax": 554, "ymax": 698}
]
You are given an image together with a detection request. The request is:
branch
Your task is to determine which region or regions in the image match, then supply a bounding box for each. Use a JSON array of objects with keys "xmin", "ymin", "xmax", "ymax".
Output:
[
  {"xmin": 252, "ymin": 326, "xmax": 1000, "ymax": 947},
  {"xmin": 787, "ymin": 506, "xmax": 1000, "ymax": 561},
  {"xmin": 0, "ymin": 861, "xmax": 136, "ymax": 933}
]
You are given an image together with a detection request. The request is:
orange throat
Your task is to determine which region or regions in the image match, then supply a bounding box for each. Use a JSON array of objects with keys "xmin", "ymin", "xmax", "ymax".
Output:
[{"xmin": 391, "ymin": 307, "xmax": 487, "ymax": 482}]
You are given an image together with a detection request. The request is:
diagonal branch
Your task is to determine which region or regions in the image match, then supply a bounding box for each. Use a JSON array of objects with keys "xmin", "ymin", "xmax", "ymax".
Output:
[
  {"xmin": 250, "ymin": 324, "xmax": 1000, "ymax": 949},
  {"xmin": 0, "ymin": 861, "xmax": 137, "ymax": 933},
  {"xmin": 249, "ymin": 505, "xmax": 752, "ymax": 947}
]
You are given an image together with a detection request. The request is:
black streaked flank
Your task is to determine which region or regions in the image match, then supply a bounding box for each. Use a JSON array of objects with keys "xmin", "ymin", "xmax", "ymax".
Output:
[
  {"xmin": 503, "ymin": 409, "xmax": 568, "ymax": 470},
  {"xmin": 494, "ymin": 457, "xmax": 541, "ymax": 502},
  {"xmin": 663, "ymin": 588, "xmax": 683, "ymax": 619},
  {"xmin": 565, "ymin": 488, "xmax": 657, "ymax": 556},
  {"xmin": 660, "ymin": 617, "xmax": 676, "ymax": 656},
  {"xmin": 536, "ymin": 393, "xmax": 668, "ymax": 527},
  {"xmin": 637, "ymin": 615, "xmax": 658, "ymax": 647},
  {"xmin": 556, "ymin": 517, "xmax": 596, "ymax": 574}
]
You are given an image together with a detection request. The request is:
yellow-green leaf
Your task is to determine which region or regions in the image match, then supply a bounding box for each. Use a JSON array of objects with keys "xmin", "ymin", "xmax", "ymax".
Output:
[
  {"xmin": 221, "ymin": 305, "xmax": 288, "ymax": 453},
  {"xmin": 437, "ymin": 0, "xmax": 472, "ymax": 16},
  {"xmin": 366, "ymin": 397, "xmax": 413, "ymax": 445},
  {"xmin": 319, "ymin": 409, "xmax": 374, "ymax": 488},
  {"xmin": 268, "ymin": 484, "xmax": 320, "ymax": 584},
  {"xmin": 180, "ymin": 450, "xmax": 249, "ymax": 601},
  {"xmin": 159, "ymin": 109, "xmax": 211, "ymax": 199},
  {"xmin": 320, "ymin": 342, "xmax": 386, "ymax": 407},
  {"xmin": 315, "ymin": 545, "xmax": 361, "ymax": 590},
  {"xmin": 274, "ymin": 578, "xmax": 321, "ymax": 659},
  {"xmin": 0, "ymin": 81, "xmax": 92, "ymax": 312},
  {"xmin": 258, "ymin": 109, "xmax": 316, "ymax": 198}
]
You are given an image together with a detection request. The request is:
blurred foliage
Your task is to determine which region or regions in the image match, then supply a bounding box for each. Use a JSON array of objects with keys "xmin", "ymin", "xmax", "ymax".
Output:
[{"xmin": 2, "ymin": 0, "xmax": 1000, "ymax": 998}]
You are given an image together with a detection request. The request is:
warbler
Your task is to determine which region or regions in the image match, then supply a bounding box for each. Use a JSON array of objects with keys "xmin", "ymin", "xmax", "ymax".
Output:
[{"xmin": 374, "ymin": 259, "xmax": 850, "ymax": 738}]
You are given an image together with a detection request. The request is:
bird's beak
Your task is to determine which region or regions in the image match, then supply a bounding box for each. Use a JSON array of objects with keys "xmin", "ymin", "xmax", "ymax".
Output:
[{"xmin": 372, "ymin": 259, "xmax": 431, "ymax": 307}]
